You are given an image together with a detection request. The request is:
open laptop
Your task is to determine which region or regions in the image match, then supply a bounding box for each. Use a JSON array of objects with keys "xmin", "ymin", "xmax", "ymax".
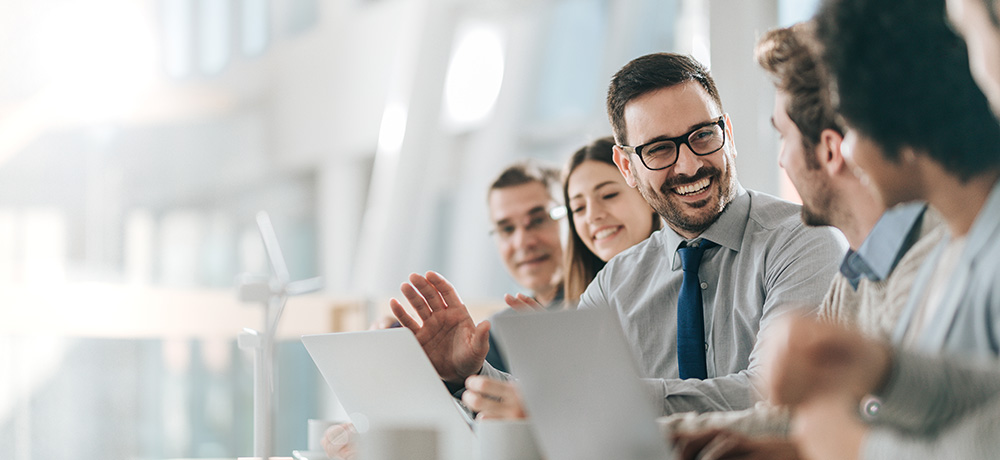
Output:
[
  {"xmin": 492, "ymin": 307, "xmax": 674, "ymax": 460},
  {"xmin": 301, "ymin": 328, "xmax": 476, "ymax": 460}
]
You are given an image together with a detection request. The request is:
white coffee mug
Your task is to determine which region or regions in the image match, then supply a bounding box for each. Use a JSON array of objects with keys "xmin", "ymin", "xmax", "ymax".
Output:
[{"xmin": 477, "ymin": 419, "xmax": 543, "ymax": 460}]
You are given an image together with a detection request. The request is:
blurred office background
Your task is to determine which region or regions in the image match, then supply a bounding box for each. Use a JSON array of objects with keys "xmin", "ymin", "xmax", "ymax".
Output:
[{"xmin": 0, "ymin": 0, "xmax": 818, "ymax": 458}]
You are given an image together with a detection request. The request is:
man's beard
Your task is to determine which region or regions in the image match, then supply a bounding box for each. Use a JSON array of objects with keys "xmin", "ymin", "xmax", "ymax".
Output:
[
  {"xmin": 800, "ymin": 181, "xmax": 834, "ymax": 227},
  {"xmin": 636, "ymin": 161, "xmax": 736, "ymax": 235}
]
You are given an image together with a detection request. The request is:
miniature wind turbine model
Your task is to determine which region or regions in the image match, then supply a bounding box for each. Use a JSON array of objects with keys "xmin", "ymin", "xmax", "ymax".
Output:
[{"xmin": 237, "ymin": 211, "xmax": 323, "ymax": 458}]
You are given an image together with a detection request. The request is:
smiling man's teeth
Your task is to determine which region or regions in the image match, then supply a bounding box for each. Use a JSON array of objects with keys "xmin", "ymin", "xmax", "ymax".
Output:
[
  {"xmin": 674, "ymin": 177, "xmax": 711, "ymax": 196},
  {"xmin": 594, "ymin": 227, "xmax": 619, "ymax": 240}
]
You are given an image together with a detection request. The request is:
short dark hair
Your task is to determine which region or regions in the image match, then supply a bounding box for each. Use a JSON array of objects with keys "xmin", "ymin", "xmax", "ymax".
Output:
[
  {"xmin": 561, "ymin": 137, "xmax": 660, "ymax": 303},
  {"xmin": 756, "ymin": 23, "xmax": 843, "ymax": 169},
  {"xmin": 488, "ymin": 160, "xmax": 560, "ymax": 201},
  {"xmin": 815, "ymin": 0, "xmax": 1000, "ymax": 181},
  {"xmin": 607, "ymin": 53, "xmax": 723, "ymax": 145}
]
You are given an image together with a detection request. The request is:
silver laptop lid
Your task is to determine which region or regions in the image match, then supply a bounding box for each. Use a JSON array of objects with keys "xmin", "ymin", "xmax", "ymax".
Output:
[
  {"xmin": 301, "ymin": 328, "xmax": 475, "ymax": 460},
  {"xmin": 493, "ymin": 307, "xmax": 673, "ymax": 460}
]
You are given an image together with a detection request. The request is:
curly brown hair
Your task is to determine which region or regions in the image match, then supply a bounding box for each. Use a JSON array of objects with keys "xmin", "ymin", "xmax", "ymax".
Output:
[{"xmin": 755, "ymin": 23, "xmax": 843, "ymax": 169}]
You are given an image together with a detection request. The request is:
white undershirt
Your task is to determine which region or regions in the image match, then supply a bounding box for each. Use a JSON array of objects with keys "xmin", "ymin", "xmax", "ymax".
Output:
[{"xmin": 904, "ymin": 235, "xmax": 967, "ymax": 347}]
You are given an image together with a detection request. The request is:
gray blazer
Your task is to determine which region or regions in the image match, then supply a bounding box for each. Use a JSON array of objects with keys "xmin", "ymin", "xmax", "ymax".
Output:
[
  {"xmin": 893, "ymin": 180, "xmax": 1000, "ymax": 359},
  {"xmin": 864, "ymin": 350, "xmax": 1000, "ymax": 458}
]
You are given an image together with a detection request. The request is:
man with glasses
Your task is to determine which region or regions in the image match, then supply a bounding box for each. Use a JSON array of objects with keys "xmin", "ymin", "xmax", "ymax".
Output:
[
  {"xmin": 482, "ymin": 160, "xmax": 566, "ymax": 374},
  {"xmin": 576, "ymin": 52, "xmax": 845, "ymax": 414},
  {"xmin": 392, "ymin": 53, "xmax": 845, "ymax": 417}
]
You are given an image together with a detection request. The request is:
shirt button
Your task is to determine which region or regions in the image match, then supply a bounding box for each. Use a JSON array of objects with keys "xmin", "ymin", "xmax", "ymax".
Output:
[
  {"xmin": 700, "ymin": 282, "xmax": 708, "ymax": 289},
  {"xmin": 704, "ymin": 343, "xmax": 708, "ymax": 351}
]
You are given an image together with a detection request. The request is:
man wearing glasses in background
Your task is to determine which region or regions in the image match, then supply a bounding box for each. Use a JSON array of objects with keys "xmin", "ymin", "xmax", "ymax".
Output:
[
  {"xmin": 392, "ymin": 53, "xmax": 846, "ymax": 416},
  {"xmin": 481, "ymin": 160, "xmax": 566, "ymax": 374}
]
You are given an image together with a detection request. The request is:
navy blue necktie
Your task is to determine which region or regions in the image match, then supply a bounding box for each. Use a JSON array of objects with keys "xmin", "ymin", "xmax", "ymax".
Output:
[{"xmin": 677, "ymin": 239, "xmax": 717, "ymax": 379}]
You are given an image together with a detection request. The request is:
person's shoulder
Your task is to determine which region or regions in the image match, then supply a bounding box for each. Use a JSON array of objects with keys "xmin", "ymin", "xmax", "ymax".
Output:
[
  {"xmin": 596, "ymin": 227, "xmax": 669, "ymax": 281},
  {"xmin": 608, "ymin": 226, "xmax": 668, "ymax": 264},
  {"xmin": 744, "ymin": 189, "xmax": 846, "ymax": 252},
  {"xmin": 744, "ymin": 189, "xmax": 808, "ymax": 232}
]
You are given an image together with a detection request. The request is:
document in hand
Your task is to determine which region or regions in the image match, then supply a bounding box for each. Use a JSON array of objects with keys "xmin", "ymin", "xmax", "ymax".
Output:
[
  {"xmin": 302, "ymin": 329, "xmax": 476, "ymax": 460},
  {"xmin": 493, "ymin": 307, "xmax": 674, "ymax": 460}
]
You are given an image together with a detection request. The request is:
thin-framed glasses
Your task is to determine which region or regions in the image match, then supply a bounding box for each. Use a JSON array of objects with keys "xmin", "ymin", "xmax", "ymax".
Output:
[
  {"xmin": 618, "ymin": 115, "xmax": 727, "ymax": 171},
  {"xmin": 489, "ymin": 205, "xmax": 565, "ymax": 241}
]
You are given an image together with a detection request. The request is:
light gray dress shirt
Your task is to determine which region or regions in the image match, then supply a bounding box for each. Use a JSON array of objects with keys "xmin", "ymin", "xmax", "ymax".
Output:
[{"xmin": 578, "ymin": 185, "xmax": 846, "ymax": 415}]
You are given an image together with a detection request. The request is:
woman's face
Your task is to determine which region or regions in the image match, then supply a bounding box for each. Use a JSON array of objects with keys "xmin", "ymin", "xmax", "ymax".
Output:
[{"xmin": 567, "ymin": 160, "xmax": 657, "ymax": 262}]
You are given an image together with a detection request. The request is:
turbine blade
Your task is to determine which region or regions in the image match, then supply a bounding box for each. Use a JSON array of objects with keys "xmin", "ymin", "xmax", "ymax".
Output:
[
  {"xmin": 256, "ymin": 211, "xmax": 290, "ymax": 284},
  {"xmin": 286, "ymin": 277, "xmax": 324, "ymax": 295}
]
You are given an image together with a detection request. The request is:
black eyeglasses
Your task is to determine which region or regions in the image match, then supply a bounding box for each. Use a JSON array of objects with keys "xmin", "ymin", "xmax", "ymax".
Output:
[{"xmin": 618, "ymin": 116, "xmax": 727, "ymax": 170}]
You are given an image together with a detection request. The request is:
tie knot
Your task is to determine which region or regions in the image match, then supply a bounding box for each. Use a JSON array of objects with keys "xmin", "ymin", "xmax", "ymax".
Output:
[{"xmin": 678, "ymin": 239, "xmax": 717, "ymax": 272}]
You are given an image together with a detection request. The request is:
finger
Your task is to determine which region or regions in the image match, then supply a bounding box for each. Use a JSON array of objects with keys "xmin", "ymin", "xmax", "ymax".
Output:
[
  {"xmin": 400, "ymin": 280, "xmax": 433, "ymax": 321},
  {"xmin": 472, "ymin": 320, "xmax": 491, "ymax": 357},
  {"xmin": 322, "ymin": 423, "xmax": 355, "ymax": 456},
  {"xmin": 462, "ymin": 390, "xmax": 509, "ymax": 418},
  {"xmin": 466, "ymin": 376, "xmax": 516, "ymax": 400},
  {"xmin": 390, "ymin": 298, "xmax": 421, "ymax": 331},
  {"xmin": 504, "ymin": 293, "xmax": 522, "ymax": 309},
  {"xmin": 674, "ymin": 429, "xmax": 725, "ymax": 460},
  {"xmin": 426, "ymin": 271, "xmax": 465, "ymax": 310},
  {"xmin": 462, "ymin": 388, "xmax": 494, "ymax": 412},
  {"xmin": 410, "ymin": 273, "xmax": 449, "ymax": 312},
  {"xmin": 516, "ymin": 293, "xmax": 544, "ymax": 310},
  {"xmin": 504, "ymin": 294, "xmax": 533, "ymax": 311},
  {"xmin": 697, "ymin": 433, "xmax": 740, "ymax": 460}
]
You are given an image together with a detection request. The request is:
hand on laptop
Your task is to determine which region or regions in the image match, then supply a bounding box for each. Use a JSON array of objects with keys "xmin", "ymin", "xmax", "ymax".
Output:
[
  {"xmin": 321, "ymin": 423, "xmax": 357, "ymax": 460},
  {"xmin": 503, "ymin": 293, "xmax": 546, "ymax": 312},
  {"xmin": 462, "ymin": 376, "xmax": 527, "ymax": 420},
  {"xmin": 390, "ymin": 271, "xmax": 491, "ymax": 383},
  {"xmin": 672, "ymin": 428, "xmax": 801, "ymax": 460},
  {"xmin": 791, "ymin": 395, "xmax": 866, "ymax": 460},
  {"xmin": 760, "ymin": 315, "xmax": 892, "ymax": 407}
]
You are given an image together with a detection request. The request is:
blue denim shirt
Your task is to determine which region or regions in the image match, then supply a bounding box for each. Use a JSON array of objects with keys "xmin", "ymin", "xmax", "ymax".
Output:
[{"xmin": 839, "ymin": 203, "xmax": 928, "ymax": 290}]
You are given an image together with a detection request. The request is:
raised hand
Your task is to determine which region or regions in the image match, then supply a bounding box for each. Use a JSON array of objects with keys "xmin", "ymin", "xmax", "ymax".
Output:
[
  {"xmin": 390, "ymin": 271, "xmax": 491, "ymax": 383},
  {"xmin": 503, "ymin": 293, "xmax": 546, "ymax": 312},
  {"xmin": 462, "ymin": 376, "xmax": 528, "ymax": 420}
]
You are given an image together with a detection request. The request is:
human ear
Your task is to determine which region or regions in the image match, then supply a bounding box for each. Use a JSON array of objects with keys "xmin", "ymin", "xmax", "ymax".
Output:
[
  {"xmin": 723, "ymin": 113, "xmax": 737, "ymax": 155},
  {"xmin": 818, "ymin": 129, "xmax": 846, "ymax": 177},
  {"xmin": 613, "ymin": 145, "xmax": 638, "ymax": 188}
]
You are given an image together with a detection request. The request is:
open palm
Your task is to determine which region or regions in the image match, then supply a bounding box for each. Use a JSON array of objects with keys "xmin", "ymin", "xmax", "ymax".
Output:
[{"xmin": 390, "ymin": 271, "xmax": 490, "ymax": 382}]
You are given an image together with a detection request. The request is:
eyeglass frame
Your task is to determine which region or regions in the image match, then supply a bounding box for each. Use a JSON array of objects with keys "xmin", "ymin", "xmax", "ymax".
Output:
[
  {"xmin": 617, "ymin": 115, "xmax": 728, "ymax": 171},
  {"xmin": 488, "ymin": 205, "xmax": 566, "ymax": 240}
]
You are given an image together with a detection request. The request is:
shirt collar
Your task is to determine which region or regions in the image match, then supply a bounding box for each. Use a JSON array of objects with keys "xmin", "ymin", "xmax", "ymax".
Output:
[
  {"xmin": 840, "ymin": 202, "xmax": 927, "ymax": 289},
  {"xmin": 666, "ymin": 184, "xmax": 749, "ymax": 270}
]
